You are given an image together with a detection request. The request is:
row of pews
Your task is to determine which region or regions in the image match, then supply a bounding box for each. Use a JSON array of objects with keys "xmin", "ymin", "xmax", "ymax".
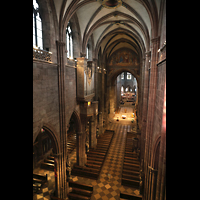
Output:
[
  {"xmin": 41, "ymin": 154, "xmax": 55, "ymax": 171},
  {"xmin": 67, "ymin": 180, "xmax": 93, "ymax": 200},
  {"xmin": 67, "ymin": 131, "xmax": 77, "ymax": 154},
  {"xmin": 121, "ymin": 132, "xmax": 140, "ymax": 189},
  {"xmin": 33, "ymin": 173, "xmax": 48, "ymax": 195},
  {"xmin": 40, "ymin": 131, "xmax": 76, "ymax": 171},
  {"xmin": 120, "ymin": 192, "xmax": 142, "ymax": 200},
  {"xmin": 71, "ymin": 130, "xmax": 115, "ymax": 180}
]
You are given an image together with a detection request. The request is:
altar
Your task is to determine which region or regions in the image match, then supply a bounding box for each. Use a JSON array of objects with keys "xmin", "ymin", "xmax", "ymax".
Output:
[{"xmin": 122, "ymin": 115, "xmax": 126, "ymax": 119}]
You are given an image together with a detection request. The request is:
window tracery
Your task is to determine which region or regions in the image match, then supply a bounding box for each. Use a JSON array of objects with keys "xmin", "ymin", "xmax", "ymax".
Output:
[
  {"xmin": 33, "ymin": 0, "xmax": 43, "ymax": 49},
  {"xmin": 66, "ymin": 22, "xmax": 73, "ymax": 59}
]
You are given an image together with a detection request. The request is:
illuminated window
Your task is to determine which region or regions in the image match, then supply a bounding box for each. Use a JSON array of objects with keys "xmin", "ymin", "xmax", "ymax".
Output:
[
  {"xmin": 127, "ymin": 72, "xmax": 131, "ymax": 79},
  {"xmin": 33, "ymin": 0, "xmax": 43, "ymax": 49},
  {"xmin": 86, "ymin": 45, "xmax": 89, "ymax": 59},
  {"xmin": 66, "ymin": 22, "xmax": 73, "ymax": 59},
  {"xmin": 121, "ymin": 73, "xmax": 124, "ymax": 79}
]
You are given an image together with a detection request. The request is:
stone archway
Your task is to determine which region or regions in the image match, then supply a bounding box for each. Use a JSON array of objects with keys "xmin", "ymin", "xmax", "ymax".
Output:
[
  {"xmin": 33, "ymin": 124, "xmax": 60, "ymax": 169},
  {"xmin": 106, "ymin": 68, "xmax": 139, "ymax": 120},
  {"xmin": 68, "ymin": 110, "xmax": 86, "ymax": 166}
]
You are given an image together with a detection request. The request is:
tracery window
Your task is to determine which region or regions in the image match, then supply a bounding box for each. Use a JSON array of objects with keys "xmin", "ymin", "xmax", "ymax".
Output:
[
  {"xmin": 86, "ymin": 44, "xmax": 89, "ymax": 59},
  {"xmin": 33, "ymin": 0, "xmax": 43, "ymax": 49},
  {"xmin": 127, "ymin": 72, "xmax": 131, "ymax": 79},
  {"xmin": 121, "ymin": 72, "xmax": 124, "ymax": 79},
  {"xmin": 66, "ymin": 22, "xmax": 73, "ymax": 59}
]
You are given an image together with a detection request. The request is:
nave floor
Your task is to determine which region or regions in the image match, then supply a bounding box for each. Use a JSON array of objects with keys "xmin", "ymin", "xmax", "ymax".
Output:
[
  {"xmin": 33, "ymin": 120, "xmax": 140, "ymax": 200},
  {"xmin": 70, "ymin": 121, "xmax": 140, "ymax": 200}
]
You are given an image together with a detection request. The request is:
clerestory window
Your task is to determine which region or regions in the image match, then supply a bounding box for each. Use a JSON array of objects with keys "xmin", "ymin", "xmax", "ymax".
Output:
[
  {"xmin": 33, "ymin": 0, "xmax": 43, "ymax": 49},
  {"xmin": 127, "ymin": 72, "xmax": 131, "ymax": 79},
  {"xmin": 86, "ymin": 44, "xmax": 89, "ymax": 59},
  {"xmin": 66, "ymin": 22, "xmax": 73, "ymax": 59}
]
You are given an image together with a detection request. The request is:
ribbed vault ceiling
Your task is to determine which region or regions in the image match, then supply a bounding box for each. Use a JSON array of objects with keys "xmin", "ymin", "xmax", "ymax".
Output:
[{"xmin": 52, "ymin": 0, "xmax": 161, "ymax": 60}]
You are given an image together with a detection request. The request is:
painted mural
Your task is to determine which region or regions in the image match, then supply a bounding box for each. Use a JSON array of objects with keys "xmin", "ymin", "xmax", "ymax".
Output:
[{"xmin": 108, "ymin": 49, "xmax": 139, "ymax": 66}]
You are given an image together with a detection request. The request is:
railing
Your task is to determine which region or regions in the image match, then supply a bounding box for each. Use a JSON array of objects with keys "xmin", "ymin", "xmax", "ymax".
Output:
[{"xmin": 33, "ymin": 47, "xmax": 52, "ymax": 62}]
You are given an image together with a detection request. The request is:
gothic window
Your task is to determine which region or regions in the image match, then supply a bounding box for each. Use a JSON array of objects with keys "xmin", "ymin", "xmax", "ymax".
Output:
[
  {"xmin": 121, "ymin": 72, "xmax": 124, "ymax": 79},
  {"xmin": 33, "ymin": 0, "xmax": 43, "ymax": 49},
  {"xmin": 127, "ymin": 72, "xmax": 131, "ymax": 79},
  {"xmin": 66, "ymin": 22, "xmax": 73, "ymax": 59},
  {"xmin": 86, "ymin": 44, "xmax": 89, "ymax": 59}
]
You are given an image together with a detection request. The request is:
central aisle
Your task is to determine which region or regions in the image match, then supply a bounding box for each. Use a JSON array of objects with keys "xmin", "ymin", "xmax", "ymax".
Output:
[{"xmin": 70, "ymin": 121, "xmax": 139, "ymax": 200}]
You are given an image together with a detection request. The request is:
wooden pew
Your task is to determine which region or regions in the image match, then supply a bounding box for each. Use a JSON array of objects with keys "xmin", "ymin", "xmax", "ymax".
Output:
[
  {"xmin": 120, "ymin": 192, "xmax": 142, "ymax": 200},
  {"xmin": 86, "ymin": 153, "xmax": 105, "ymax": 159},
  {"xmin": 122, "ymin": 173, "xmax": 140, "ymax": 181},
  {"xmin": 121, "ymin": 131, "xmax": 141, "ymax": 189},
  {"xmin": 121, "ymin": 178, "xmax": 140, "ymax": 188},
  {"xmin": 71, "ymin": 165, "xmax": 100, "ymax": 179},
  {"xmin": 41, "ymin": 162, "xmax": 54, "ymax": 170},
  {"xmin": 47, "ymin": 155, "xmax": 55, "ymax": 160},
  {"xmin": 71, "ymin": 129, "xmax": 115, "ymax": 180},
  {"xmin": 71, "ymin": 168, "xmax": 99, "ymax": 179},
  {"xmin": 71, "ymin": 188, "xmax": 92, "ymax": 197},
  {"xmin": 123, "ymin": 165, "xmax": 140, "ymax": 171},
  {"xmin": 67, "ymin": 193, "xmax": 90, "ymax": 200},
  {"xmin": 33, "ymin": 173, "xmax": 48, "ymax": 193},
  {"xmin": 87, "ymin": 151, "xmax": 106, "ymax": 156},
  {"xmin": 85, "ymin": 163, "xmax": 101, "ymax": 169},
  {"xmin": 33, "ymin": 173, "xmax": 48, "ymax": 183},
  {"xmin": 86, "ymin": 160, "xmax": 102, "ymax": 165},
  {"xmin": 44, "ymin": 159, "xmax": 54, "ymax": 164},
  {"xmin": 123, "ymin": 169, "xmax": 140, "ymax": 177},
  {"xmin": 87, "ymin": 156, "xmax": 104, "ymax": 162},
  {"xmin": 68, "ymin": 180, "xmax": 93, "ymax": 199},
  {"xmin": 124, "ymin": 159, "xmax": 140, "ymax": 165},
  {"xmin": 51, "ymin": 196, "xmax": 65, "ymax": 200},
  {"xmin": 68, "ymin": 180, "xmax": 93, "ymax": 191}
]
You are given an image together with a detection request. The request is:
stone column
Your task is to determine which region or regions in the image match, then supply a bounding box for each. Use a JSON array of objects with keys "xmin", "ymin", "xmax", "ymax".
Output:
[
  {"xmin": 76, "ymin": 131, "xmax": 86, "ymax": 166},
  {"xmin": 144, "ymin": 37, "xmax": 160, "ymax": 200},
  {"xmin": 109, "ymin": 83, "xmax": 115, "ymax": 118},
  {"xmin": 56, "ymin": 40, "xmax": 67, "ymax": 199},
  {"xmin": 89, "ymin": 115, "xmax": 97, "ymax": 149},
  {"xmin": 141, "ymin": 51, "xmax": 151, "ymax": 162},
  {"xmin": 93, "ymin": 58, "xmax": 98, "ymax": 101},
  {"xmin": 76, "ymin": 57, "xmax": 87, "ymax": 100},
  {"xmin": 98, "ymin": 111, "xmax": 103, "ymax": 136}
]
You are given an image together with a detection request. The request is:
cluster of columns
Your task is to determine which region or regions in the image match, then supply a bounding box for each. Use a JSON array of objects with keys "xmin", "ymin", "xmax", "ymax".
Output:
[
  {"xmin": 54, "ymin": 41, "xmax": 103, "ymax": 198},
  {"xmin": 139, "ymin": 36, "xmax": 166, "ymax": 200}
]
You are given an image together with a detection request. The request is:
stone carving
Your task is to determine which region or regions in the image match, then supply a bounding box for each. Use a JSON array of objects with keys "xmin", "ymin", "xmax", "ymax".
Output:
[{"xmin": 33, "ymin": 47, "xmax": 52, "ymax": 62}]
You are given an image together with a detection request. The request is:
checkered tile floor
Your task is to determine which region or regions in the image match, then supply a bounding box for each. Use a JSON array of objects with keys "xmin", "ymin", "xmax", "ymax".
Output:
[
  {"xmin": 33, "ymin": 168, "xmax": 55, "ymax": 200},
  {"xmin": 70, "ymin": 121, "xmax": 141, "ymax": 200},
  {"xmin": 33, "ymin": 120, "xmax": 140, "ymax": 200}
]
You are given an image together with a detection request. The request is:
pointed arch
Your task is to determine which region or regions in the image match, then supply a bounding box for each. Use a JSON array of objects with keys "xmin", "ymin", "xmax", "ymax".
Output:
[
  {"xmin": 33, "ymin": 123, "xmax": 60, "ymax": 154},
  {"xmin": 69, "ymin": 110, "xmax": 82, "ymax": 133}
]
